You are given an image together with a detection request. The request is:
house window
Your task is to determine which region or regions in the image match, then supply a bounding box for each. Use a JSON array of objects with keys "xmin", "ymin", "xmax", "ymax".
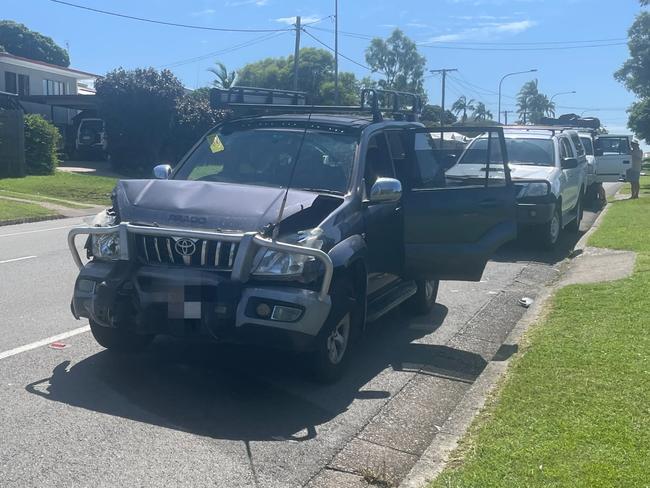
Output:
[
  {"xmin": 43, "ymin": 79, "xmax": 66, "ymax": 95},
  {"xmin": 3, "ymin": 72, "xmax": 29, "ymax": 96},
  {"xmin": 17, "ymin": 74, "xmax": 29, "ymax": 96},
  {"xmin": 5, "ymin": 71, "xmax": 17, "ymax": 94}
]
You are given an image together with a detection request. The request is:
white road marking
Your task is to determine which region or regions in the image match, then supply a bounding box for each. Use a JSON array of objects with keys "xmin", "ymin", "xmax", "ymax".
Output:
[
  {"xmin": 0, "ymin": 255, "xmax": 37, "ymax": 264},
  {"xmin": 0, "ymin": 325, "xmax": 90, "ymax": 361},
  {"xmin": 0, "ymin": 224, "xmax": 76, "ymax": 238}
]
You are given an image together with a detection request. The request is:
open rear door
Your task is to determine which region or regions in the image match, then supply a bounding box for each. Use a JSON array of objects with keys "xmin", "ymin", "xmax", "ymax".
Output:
[
  {"xmin": 402, "ymin": 127, "xmax": 517, "ymax": 281},
  {"xmin": 594, "ymin": 135, "xmax": 631, "ymax": 182}
]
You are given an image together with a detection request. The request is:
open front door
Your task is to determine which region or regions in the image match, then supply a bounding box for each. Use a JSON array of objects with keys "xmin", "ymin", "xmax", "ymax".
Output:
[
  {"xmin": 402, "ymin": 127, "xmax": 517, "ymax": 281},
  {"xmin": 594, "ymin": 136, "xmax": 631, "ymax": 181}
]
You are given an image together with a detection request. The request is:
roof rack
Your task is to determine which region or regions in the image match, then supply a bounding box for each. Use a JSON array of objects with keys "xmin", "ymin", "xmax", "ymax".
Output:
[
  {"xmin": 209, "ymin": 86, "xmax": 422, "ymax": 122},
  {"xmin": 503, "ymin": 125, "xmax": 594, "ymax": 136}
]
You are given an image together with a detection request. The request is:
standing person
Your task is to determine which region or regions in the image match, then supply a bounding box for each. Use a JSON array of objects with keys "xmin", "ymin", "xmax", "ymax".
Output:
[{"xmin": 629, "ymin": 140, "xmax": 643, "ymax": 199}]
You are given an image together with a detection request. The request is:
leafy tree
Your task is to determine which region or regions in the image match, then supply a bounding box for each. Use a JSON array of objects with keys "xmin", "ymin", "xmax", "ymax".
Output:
[
  {"xmin": 0, "ymin": 20, "xmax": 69, "ymax": 67},
  {"xmin": 472, "ymin": 101, "xmax": 493, "ymax": 121},
  {"xmin": 24, "ymin": 114, "xmax": 60, "ymax": 175},
  {"xmin": 365, "ymin": 29, "xmax": 427, "ymax": 97},
  {"xmin": 209, "ymin": 61, "xmax": 237, "ymax": 89},
  {"xmin": 616, "ymin": 9, "xmax": 650, "ymax": 140},
  {"xmin": 165, "ymin": 87, "xmax": 223, "ymax": 162},
  {"xmin": 420, "ymin": 104, "xmax": 457, "ymax": 126},
  {"xmin": 95, "ymin": 67, "xmax": 185, "ymax": 173},
  {"xmin": 516, "ymin": 79, "xmax": 555, "ymax": 124},
  {"xmin": 235, "ymin": 47, "xmax": 360, "ymax": 104},
  {"xmin": 451, "ymin": 96, "xmax": 475, "ymax": 122}
]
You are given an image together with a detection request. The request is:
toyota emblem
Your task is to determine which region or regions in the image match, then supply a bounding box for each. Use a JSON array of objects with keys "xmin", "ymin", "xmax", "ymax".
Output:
[{"xmin": 174, "ymin": 238, "xmax": 197, "ymax": 256}]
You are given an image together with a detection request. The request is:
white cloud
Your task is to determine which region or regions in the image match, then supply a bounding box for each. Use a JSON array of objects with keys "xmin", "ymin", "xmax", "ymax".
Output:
[
  {"xmin": 274, "ymin": 15, "xmax": 320, "ymax": 25},
  {"xmin": 190, "ymin": 8, "xmax": 217, "ymax": 16},
  {"xmin": 425, "ymin": 20, "xmax": 536, "ymax": 43},
  {"xmin": 226, "ymin": 0, "xmax": 268, "ymax": 6},
  {"xmin": 407, "ymin": 22, "xmax": 429, "ymax": 28}
]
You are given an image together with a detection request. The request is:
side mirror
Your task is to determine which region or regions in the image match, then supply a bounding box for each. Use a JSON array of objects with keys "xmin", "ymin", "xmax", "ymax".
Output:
[
  {"xmin": 153, "ymin": 164, "xmax": 172, "ymax": 180},
  {"xmin": 561, "ymin": 157, "xmax": 579, "ymax": 170},
  {"xmin": 369, "ymin": 177, "xmax": 402, "ymax": 204}
]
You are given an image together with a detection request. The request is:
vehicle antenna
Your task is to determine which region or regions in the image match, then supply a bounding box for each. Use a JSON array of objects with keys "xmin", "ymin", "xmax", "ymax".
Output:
[{"xmin": 271, "ymin": 109, "xmax": 314, "ymax": 241}]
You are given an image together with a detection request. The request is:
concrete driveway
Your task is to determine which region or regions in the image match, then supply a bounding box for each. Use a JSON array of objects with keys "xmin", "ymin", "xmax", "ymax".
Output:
[{"xmin": 0, "ymin": 185, "xmax": 618, "ymax": 487}]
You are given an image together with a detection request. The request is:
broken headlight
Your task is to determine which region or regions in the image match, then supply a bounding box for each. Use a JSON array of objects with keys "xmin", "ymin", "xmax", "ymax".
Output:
[
  {"xmin": 252, "ymin": 229, "xmax": 324, "ymax": 280},
  {"xmin": 91, "ymin": 232, "xmax": 121, "ymax": 260}
]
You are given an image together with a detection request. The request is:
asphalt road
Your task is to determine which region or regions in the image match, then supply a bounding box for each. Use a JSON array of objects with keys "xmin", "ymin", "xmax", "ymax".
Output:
[{"xmin": 0, "ymin": 185, "xmax": 619, "ymax": 487}]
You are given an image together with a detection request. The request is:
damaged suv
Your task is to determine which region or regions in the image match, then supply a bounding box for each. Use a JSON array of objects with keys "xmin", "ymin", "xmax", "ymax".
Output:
[{"xmin": 68, "ymin": 87, "xmax": 517, "ymax": 381}]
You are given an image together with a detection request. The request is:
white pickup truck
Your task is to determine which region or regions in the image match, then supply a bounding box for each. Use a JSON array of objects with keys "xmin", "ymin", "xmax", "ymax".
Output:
[{"xmin": 454, "ymin": 127, "xmax": 588, "ymax": 248}]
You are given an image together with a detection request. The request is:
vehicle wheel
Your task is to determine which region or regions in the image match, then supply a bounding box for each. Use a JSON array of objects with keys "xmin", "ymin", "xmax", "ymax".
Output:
[
  {"xmin": 89, "ymin": 319, "xmax": 153, "ymax": 353},
  {"xmin": 403, "ymin": 279, "xmax": 439, "ymax": 315},
  {"xmin": 540, "ymin": 205, "xmax": 562, "ymax": 249},
  {"xmin": 309, "ymin": 274, "xmax": 363, "ymax": 383},
  {"xmin": 567, "ymin": 193, "xmax": 583, "ymax": 232}
]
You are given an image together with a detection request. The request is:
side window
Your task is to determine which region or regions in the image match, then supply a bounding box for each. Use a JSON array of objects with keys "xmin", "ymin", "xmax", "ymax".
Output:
[
  {"xmin": 595, "ymin": 137, "xmax": 630, "ymax": 155},
  {"xmin": 414, "ymin": 131, "xmax": 507, "ymax": 189},
  {"xmin": 560, "ymin": 138, "xmax": 574, "ymax": 159},
  {"xmin": 569, "ymin": 134, "xmax": 585, "ymax": 157},
  {"xmin": 364, "ymin": 132, "xmax": 395, "ymax": 195}
]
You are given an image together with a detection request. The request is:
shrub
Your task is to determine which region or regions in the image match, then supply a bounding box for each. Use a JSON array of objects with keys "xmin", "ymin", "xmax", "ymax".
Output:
[{"xmin": 24, "ymin": 114, "xmax": 60, "ymax": 175}]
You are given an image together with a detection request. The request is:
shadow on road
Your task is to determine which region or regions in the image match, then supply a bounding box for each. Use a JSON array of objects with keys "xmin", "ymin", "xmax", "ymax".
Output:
[{"xmin": 25, "ymin": 304, "xmax": 488, "ymax": 443}]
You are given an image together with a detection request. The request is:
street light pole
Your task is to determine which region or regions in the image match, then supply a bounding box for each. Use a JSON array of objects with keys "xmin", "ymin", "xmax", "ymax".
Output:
[
  {"xmin": 498, "ymin": 69, "xmax": 537, "ymax": 124},
  {"xmin": 334, "ymin": 0, "xmax": 339, "ymax": 104},
  {"xmin": 550, "ymin": 90, "xmax": 576, "ymax": 103}
]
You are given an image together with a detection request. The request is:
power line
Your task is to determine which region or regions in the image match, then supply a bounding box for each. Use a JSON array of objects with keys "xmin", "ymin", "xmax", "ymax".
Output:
[
  {"xmin": 159, "ymin": 31, "xmax": 290, "ymax": 69},
  {"xmin": 49, "ymin": 0, "xmax": 292, "ymax": 33},
  {"xmin": 307, "ymin": 25, "xmax": 627, "ymax": 49},
  {"xmin": 417, "ymin": 42, "xmax": 626, "ymax": 51},
  {"xmin": 301, "ymin": 27, "xmax": 376, "ymax": 73}
]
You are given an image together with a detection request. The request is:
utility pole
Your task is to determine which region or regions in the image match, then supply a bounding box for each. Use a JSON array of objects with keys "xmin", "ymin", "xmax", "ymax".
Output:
[
  {"xmin": 293, "ymin": 16, "xmax": 301, "ymax": 91},
  {"xmin": 429, "ymin": 68, "xmax": 457, "ymax": 126},
  {"xmin": 334, "ymin": 0, "xmax": 339, "ymax": 104},
  {"xmin": 501, "ymin": 110, "xmax": 512, "ymax": 125}
]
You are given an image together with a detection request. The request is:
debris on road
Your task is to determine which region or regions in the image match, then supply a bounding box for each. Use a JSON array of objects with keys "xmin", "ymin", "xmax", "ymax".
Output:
[{"xmin": 519, "ymin": 297, "xmax": 534, "ymax": 308}]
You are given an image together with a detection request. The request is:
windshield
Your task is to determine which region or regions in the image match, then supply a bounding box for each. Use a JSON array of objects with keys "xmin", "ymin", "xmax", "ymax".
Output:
[
  {"xmin": 580, "ymin": 136, "xmax": 594, "ymax": 155},
  {"xmin": 460, "ymin": 137, "xmax": 555, "ymax": 167},
  {"xmin": 174, "ymin": 127, "xmax": 358, "ymax": 194}
]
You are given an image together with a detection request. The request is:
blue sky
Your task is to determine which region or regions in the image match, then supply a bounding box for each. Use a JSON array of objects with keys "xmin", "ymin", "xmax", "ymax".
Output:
[{"xmin": 4, "ymin": 0, "xmax": 647, "ymax": 141}]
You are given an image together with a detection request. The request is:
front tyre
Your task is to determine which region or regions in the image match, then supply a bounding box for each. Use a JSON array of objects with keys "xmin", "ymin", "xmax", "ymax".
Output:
[
  {"xmin": 567, "ymin": 193, "xmax": 583, "ymax": 233},
  {"xmin": 540, "ymin": 204, "xmax": 562, "ymax": 249},
  {"xmin": 90, "ymin": 320, "xmax": 154, "ymax": 353},
  {"xmin": 403, "ymin": 279, "xmax": 439, "ymax": 315}
]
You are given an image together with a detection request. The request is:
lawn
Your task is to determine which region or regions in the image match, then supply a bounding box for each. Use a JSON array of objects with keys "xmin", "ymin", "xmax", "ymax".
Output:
[
  {"xmin": 430, "ymin": 197, "xmax": 650, "ymax": 488},
  {"xmin": 0, "ymin": 199, "xmax": 59, "ymax": 223},
  {"xmin": 0, "ymin": 172, "xmax": 118, "ymax": 206}
]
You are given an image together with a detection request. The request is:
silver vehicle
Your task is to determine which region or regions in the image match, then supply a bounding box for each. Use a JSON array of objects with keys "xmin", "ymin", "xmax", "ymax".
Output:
[{"xmin": 453, "ymin": 127, "xmax": 587, "ymax": 248}]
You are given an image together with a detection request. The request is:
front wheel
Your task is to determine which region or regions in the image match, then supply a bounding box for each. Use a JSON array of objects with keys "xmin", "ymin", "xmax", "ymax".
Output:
[
  {"xmin": 567, "ymin": 194, "xmax": 583, "ymax": 232},
  {"xmin": 90, "ymin": 320, "xmax": 154, "ymax": 353},
  {"xmin": 540, "ymin": 204, "xmax": 562, "ymax": 249}
]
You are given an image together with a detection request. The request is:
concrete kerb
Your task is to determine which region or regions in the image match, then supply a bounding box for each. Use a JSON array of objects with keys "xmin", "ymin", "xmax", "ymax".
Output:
[{"xmin": 400, "ymin": 200, "xmax": 618, "ymax": 488}]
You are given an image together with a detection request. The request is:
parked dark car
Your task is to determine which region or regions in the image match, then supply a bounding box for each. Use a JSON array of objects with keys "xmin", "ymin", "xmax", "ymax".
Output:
[{"xmin": 68, "ymin": 87, "xmax": 517, "ymax": 381}]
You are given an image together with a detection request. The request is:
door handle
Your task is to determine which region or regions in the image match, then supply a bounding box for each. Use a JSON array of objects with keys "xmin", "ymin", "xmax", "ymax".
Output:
[{"xmin": 623, "ymin": 160, "xmax": 630, "ymax": 164}]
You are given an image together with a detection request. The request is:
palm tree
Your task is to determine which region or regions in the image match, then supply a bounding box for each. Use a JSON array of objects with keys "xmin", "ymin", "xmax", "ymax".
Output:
[
  {"xmin": 516, "ymin": 79, "xmax": 555, "ymax": 124},
  {"xmin": 451, "ymin": 96, "xmax": 475, "ymax": 123},
  {"xmin": 472, "ymin": 101, "xmax": 493, "ymax": 121},
  {"xmin": 208, "ymin": 61, "xmax": 237, "ymax": 89}
]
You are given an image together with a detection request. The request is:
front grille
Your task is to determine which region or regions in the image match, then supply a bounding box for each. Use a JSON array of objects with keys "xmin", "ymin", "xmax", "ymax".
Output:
[{"xmin": 134, "ymin": 235, "xmax": 238, "ymax": 270}]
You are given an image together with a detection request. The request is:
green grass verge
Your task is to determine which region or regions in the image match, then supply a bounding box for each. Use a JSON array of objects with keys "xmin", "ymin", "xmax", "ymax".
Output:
[
  {"xmin": 430, "ymin": 197, "xmax": 650, "ymax": 488},
  {"xmin": 0, "ymin": 199, "xmax": 58, "ymax": 222},
  {"xmin": 617, "ymin": 175, "xmax": 650, "ymax": 196},
  {"xmin": 0, "ymin": 172, "xmax": 118, "ymax": 206}
]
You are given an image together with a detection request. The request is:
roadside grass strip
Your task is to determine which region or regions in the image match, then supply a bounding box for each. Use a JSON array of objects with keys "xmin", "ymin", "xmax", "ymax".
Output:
[
  {"xmin": 429, "ymin": 197, "xmax": 650, "ymax": 488},
  {"xmin": 0, "ymin": 199, "xmax": 59, "ymax": 224},
  {"xmin": 0, "ymin": 172, "xmax": 117, "ymax": 207}
]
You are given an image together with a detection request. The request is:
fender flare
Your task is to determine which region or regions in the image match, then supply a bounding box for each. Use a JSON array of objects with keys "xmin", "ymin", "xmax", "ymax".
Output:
[{"xmin": 328, "ymin": 234, "xmax": 367, "ymax": 271}]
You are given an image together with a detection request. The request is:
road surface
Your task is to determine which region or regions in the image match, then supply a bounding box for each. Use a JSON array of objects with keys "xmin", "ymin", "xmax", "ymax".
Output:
[{"xmin": 0, "ymin": 185, "xmax": 619, "ymax": 487}]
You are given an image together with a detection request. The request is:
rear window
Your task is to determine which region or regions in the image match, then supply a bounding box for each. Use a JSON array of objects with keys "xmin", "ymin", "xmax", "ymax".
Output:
[{"xmin": 460, "ymin": 137, "xmax": 555, "ymax": 167}]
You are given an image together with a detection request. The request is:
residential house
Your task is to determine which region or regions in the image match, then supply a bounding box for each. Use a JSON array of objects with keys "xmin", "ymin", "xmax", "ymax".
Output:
[{"xmin": 0, "ymin": 52, "xmax": 98, "ymax": 126}]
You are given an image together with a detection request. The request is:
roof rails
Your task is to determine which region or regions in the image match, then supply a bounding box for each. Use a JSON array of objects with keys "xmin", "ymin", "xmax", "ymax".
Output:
[
  {"xmin": 209, "ymin": 86, "xmax": 422, "ymax": 122},
  {"xmin": 504, "ymin": 125, "xmax": 593, "ymax": 136}
]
